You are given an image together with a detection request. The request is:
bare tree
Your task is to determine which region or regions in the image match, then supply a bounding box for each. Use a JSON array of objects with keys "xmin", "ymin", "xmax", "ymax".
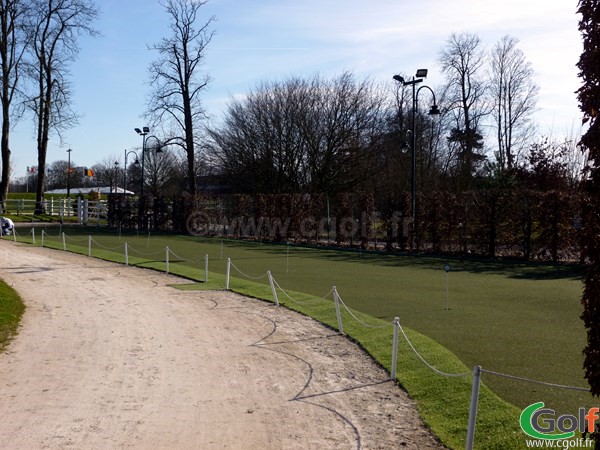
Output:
[
  {"xmin": 143, "ymin": 147, "xmax": 177, "ymax": 197},
  {"xmin": 26, "ymin": 0, "xmax": 98, "ymax": 213},
  {"xmin": 91, "ymin": 156, "xmax": 120, "ymax": 191},
  {"xmin": 438, "ymin": 32, "xmax": 489, "ymax": 188},
  {"xmin": 46, "ymin": 158, "xmax": 86, "ymax": 190},
  {"xmin": 0, "ymin": 0, "xmax": 27, "ymax": 207},
  {"xmin": 147, "ymin": 0, "xmax": 215, "ymax": 195},
  {"xmin": 208, "ymin": 77, "xmax": 310, "ymax": 194},
  {"xmin": 208, "ymin": 72, "xmax": 388, "ymax": 195},
  {"xmin": 304, "ymin": 72, "xmax": 388, "ymax": 194},
  {"xmin": 489, "ymin": 35, "xmax": 539, "ymax": 170}
]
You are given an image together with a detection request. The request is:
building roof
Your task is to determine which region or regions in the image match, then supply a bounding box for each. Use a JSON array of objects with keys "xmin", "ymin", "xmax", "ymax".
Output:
[{"xmin": 45, "ymin": 187, "xmax": 135, "ymax": 195}]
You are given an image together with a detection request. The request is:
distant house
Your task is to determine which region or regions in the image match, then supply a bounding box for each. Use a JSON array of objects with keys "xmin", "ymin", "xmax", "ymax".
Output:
[{"xmin": 45, "ymin": 187, "xmax": 135, "ymax": 196}]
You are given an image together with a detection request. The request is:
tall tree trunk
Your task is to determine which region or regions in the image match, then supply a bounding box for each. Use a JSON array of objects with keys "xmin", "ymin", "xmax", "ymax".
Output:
[
  {"xmin": 34, "ymin": 75, "xmax": 51, "ymax": 214},
  {"xmin": 0, "ymin": 100, "xmax": 10, "ymax": 206},
  {"xmin": 183, "ymin": 93, "xmax": 196, "ymax": 195}
]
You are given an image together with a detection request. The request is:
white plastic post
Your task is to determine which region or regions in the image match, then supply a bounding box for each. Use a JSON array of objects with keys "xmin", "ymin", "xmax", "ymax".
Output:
[
  {"xmin": 12, "ymin": 227, "xmax": 16, "ymax": 242},
  {"xmin": 83, "ymin": 199, "xmax": 89, "ymax": 225},
  {"xmin": 225, "ymin": 258, "xmax": 231, "ymax": 289},
  {"xmin": 333, "ymin": 286, "xmax": 344, "ymax": 334},
  {"xmin": 31, "ymin": 228, "xmax": 35, "ymax": 245},
  {"xmin": 204, "ymin": 254, "xmax": 209, "ymax": 282},
  {"xmin": 77, "ymin": 197, "xmax": 83, "ymax": 224},
  {"xmin": 62, "ymin": 232, "xmax": 66, "ymax": 251},
  {"xmin": 268, "ymin": 271, "xmax": 279, "ymax": 306},
  {"xmin": 41, "ymin": 230, "xmax": 45, "ymax": 248},
  {"xmin": 166, "ymin": 247, "xmax": 170, "ymax": 274},
  {"xmin": 466, "ymin": 365, "xmax": 482, "ymax": 450},
  {"xmin": 124, "ymin": 242, "xmax": 129, "ymax": 265},
  {"xmin": 88, "ymin": 236, "xmax": 92, "ymax": 257},
  {"xmin": 391, "ymin": 317, "xmax": 400, "ymax": 380}
]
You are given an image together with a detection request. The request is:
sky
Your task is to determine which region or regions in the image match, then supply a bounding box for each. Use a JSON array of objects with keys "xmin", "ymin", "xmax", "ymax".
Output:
[{"xmin": 9, "ymin": 0, "xmax": 583, "ymax": 179}]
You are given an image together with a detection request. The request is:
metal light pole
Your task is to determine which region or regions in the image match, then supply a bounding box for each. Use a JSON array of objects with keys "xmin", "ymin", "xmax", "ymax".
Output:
[
  {"xmin": 134, "ymin": 127, "xmax": 149, "ymax": 197},
  {"xmin": 393, "ymin": 70, "xmax": 440, "ymax": 247},
  {"xmin": 124, "ymin": 149, "xmax": 140, "ymax": 193},
  {"xmin": 113, "ymin": 161, "xmax": 119, "ymax": 194}
]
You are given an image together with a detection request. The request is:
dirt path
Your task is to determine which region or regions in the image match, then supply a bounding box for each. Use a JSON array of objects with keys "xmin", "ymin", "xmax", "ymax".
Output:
[{"xmin": 0, "ymin": 240, "xmax": 444, "ymax": 449}]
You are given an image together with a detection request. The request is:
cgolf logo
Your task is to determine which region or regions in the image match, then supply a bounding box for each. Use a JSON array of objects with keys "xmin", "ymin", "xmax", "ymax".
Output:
[{"xmin": 520, "ymin": 402, "xmax": 598, "ymax": 440}]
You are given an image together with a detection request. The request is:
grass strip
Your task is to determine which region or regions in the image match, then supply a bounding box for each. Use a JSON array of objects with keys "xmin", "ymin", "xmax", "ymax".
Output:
[
  {"xmin": 28, "ymin": 235, "xmax": 528, "ymax": 449},
  {"xmin": 0, "ymin": 278, "xmax": 26, "ymax": 353}
]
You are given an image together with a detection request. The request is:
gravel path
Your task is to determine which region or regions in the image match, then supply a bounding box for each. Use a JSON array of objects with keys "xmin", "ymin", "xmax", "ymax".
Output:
[{"xmin": 0, "ymin": 241, "xmax": 444, "ymax": 449}]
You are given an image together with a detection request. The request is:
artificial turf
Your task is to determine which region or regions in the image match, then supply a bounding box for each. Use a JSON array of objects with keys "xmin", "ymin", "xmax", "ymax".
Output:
[{"xmin": 10, "ymin": 226, "xmax": 592, "ymax": 449}]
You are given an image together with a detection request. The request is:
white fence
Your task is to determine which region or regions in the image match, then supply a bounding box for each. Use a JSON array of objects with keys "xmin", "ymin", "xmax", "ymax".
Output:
[{"xmin": 0, "ymin": 198, "xmax": 107, "ymax": 225}]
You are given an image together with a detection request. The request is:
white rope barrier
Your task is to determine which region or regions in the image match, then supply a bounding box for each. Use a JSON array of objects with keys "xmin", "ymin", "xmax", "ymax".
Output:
[
  {"xmin": 230, "ymin": 261, "xmax": 269, "ymax": 281},
  {"xmin": 397, "ymin": 320, "xmax": 471, "ymax": 378},
  {"xmin": 90, "ymin": 237, "xmax": 127, "ymax": 252},
  {"xmin": 271, "ymin": 277, "xmax": 332, "ymax": 306},
  {"xmin": 480, "ymin": 368, "xmax": 589, "ymax": 392},
  {"xmin": 40, "ymin": 229, "xmax": 62, "ymax": 238},
  {"xmin": 335, "ymin": 290, "xmax": 394, "ymax": 329},
  {"xmin": 166, "ymin": 247, "xmax": 204, "ymax": 264},
  {"xmin": 126, "ymin": 245, "xmax": 166, "ymax": 257},
  {"xmin": 64, "ymin": 234, "xmax": 89, "ymax": 244}
]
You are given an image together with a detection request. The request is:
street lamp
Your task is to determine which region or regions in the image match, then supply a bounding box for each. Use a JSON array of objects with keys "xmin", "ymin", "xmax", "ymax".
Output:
[
  {"xmin": 124, "ymin": 149, "xmax": 140, "ymax": 193},
  {"xmin": 393, "ymin": 69, "xmax": 440, "ymax": 247},
  {"xmin": 113, "ymin": 161, "xmax": 119, "ymax": 194},
  {"xmin": 134, "ymin": 127, "xmax": 150, "ymax": 197},
  {"xmin": 134, "ymin": 127, "xmax": 163, "ymax": 197}
]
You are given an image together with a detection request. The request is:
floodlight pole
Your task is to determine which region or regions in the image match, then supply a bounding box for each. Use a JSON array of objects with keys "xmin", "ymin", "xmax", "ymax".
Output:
[
  {"xmin": 393, "ymin": 71, "xmax": 440, "ymax": 249},
  {"xmin": 135, "ymin": 127, "xmax": 149, "ymax": 198}
]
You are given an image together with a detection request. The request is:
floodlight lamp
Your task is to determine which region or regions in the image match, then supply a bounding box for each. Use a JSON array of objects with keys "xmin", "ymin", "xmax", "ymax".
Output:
[
  {"xmin": 416, "ymin": 69, "xmax": 428, "ymax": 78},
  {"xmin": 393, "ymin": 74, "xmax": 405, "ymax": 83},
  {"xmin": 134, "ymin": 128, "xmax": 141, "ymax": 134},
  {"xmin": 142, "ymin": 126, "xmax": 150, "ymax": 133}
]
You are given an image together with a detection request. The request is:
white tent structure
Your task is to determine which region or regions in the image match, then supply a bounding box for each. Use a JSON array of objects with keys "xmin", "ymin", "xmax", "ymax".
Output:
[{"xmin": 45, "ymin": 187, "xmax": 135, "ymax": 195}]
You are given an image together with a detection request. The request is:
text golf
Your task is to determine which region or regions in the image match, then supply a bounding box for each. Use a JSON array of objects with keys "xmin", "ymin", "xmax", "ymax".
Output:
[{"xmin": 520, "ymin": 402, "xmax": 599, "ymax": 440}]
